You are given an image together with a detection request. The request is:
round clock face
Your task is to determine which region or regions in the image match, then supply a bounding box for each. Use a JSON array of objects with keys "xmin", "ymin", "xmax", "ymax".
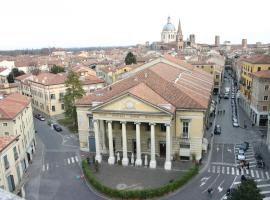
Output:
[{"xmin": 126, "ymin": 101, "xmax": 134, "ymax": 109}]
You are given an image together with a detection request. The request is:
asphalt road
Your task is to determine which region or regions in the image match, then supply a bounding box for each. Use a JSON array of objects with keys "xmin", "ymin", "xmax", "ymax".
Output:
[
  {"xmin": 162, "ymin": 72, "xmax": 270, "ymax": 200},
  {"xmin": 24, "ymin": 119, "xmax": 106, "ymax": 200}
]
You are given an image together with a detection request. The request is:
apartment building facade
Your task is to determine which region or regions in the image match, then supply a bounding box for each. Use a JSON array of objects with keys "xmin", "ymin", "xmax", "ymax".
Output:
[{"xmin": 0, "ymin": 93, "xmax": 36, "ymax": 196}]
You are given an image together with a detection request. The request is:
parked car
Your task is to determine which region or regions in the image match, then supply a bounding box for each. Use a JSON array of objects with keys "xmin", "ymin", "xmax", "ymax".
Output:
[
  {"xmin": 237, "ymin": 149, "xmax": 245, "ymax": 160},
  {"xmin": 35, "ymin": 114, "xmax": 45, "ymax": 121},
  {"xmin": 53, "ymin": 124, "xmax": 62, "ymax": 132},
  {"xmin": 224, "ymin": 94, "xmax": 229, "ymax": 99},
  {"xmin": 239, "ymin": 142, "xmax": 249, "ymax": 152},
  {"xmin": 214, "ymin": 124, "xmax": 221, "ymax": 135}
]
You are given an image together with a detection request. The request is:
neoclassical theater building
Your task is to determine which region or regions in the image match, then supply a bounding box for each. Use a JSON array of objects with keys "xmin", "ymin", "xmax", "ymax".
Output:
[{"xmin": 76, "ymin": 57, "xmax": 213, "ymax": 170}]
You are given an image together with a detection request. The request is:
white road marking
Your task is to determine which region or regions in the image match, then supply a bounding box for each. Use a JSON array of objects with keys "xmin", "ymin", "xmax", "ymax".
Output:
[
  {"xmin": 263, "ymin": 197, "xmax": 270, "ymax": 200},
  {"xmin": 258, "ymin": 184, "xmax": 270, "ymax": 188},
  {"xmin": 249, "ymin": 161, "xmax": 256, "ymax": 164},
  {"xmin": 218, "ymin": 180, "xmax": 225, "ymax": 192},
  {"xmin": 256, "ymin": 170, "xmax": 260, "ymax": 178},
  {"xmin": 227, "ymin": 167, "xmax": 230, "ymax": 174},
  {"xmin": 266, "ymin": 172, "xmax": 270, "ymax": 179},
  {"xmin": 222, "ymin": 144, "xmax": 224, "ymax": 163},
  {"xmin": 42, "ymin": 165, "xmax": 45, "ymax": 171},
  {"xmin": 241, "ymin": 169, "xmax": 244, "ymax": 175},
  {"xmin": 236, "ymin": 168, "xmax": 240, "ymax": 175},
  {"xmin": 202, "ymin": 174, "xmax": 220, "ymax": 193},
  {"xmin": 212, "ymin": 165, "xmax": 216, "ymax": 173},
  {"xmin": 208, "ymin": 167, "xmax": 211, "ymax": 173},
  {"xmin": 71, "ymin": 157, "xmax": 75, "ymax": 163},
  {"xmin": 251, "ymin": 170, "xmax": 255, "ymax": 177},
  {"xmin": 217, "ymin": 166, "xmax": 220, "ymax": 173},
  {"xmin": 246, "ymin": 169, "xmax": 249, "ymax": 174},
  {"xmin": 232, "ymin": 167, "xmax": 235, "ymax": 175},
  {"xmin": 222, "ymin": 166, "xmax": 225, "ymax": 174},
  {"xmin": 67, "ymin": 158, "xmax": 71, "ymax": 165},
  {"xmin": 46, "ymin": 163, "xmax": 49, "ymax": 171},
  {"xmin": 245, "ymin": 158, "xmax": 255, "ymax": 161},
  {"xmin": 261, "ymin": 171, "xmax": 265, "ymax": 179},
  {"xmin": 75, "ymin": 156, "xmax": 79, "ymax": 162},
  {"xmin": 261, "ymin": 191, "xmax": 270, "ymax": 195}
]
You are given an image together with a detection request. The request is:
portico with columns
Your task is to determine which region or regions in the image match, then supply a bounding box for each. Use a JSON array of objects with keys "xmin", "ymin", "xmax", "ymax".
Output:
[{"xmin": 91, "ymin": 110, "xmax": 173, "ymax": 170}]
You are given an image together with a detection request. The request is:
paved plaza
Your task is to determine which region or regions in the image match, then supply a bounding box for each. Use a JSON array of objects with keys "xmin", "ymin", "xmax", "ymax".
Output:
[{"xmin": 92, "ymin": 163, "xmax": 187, "ymax": 190}]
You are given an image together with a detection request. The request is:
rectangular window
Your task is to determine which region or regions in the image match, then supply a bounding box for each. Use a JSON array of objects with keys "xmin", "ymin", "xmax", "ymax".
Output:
[
  {"xmin": 160, "ymin": 124, "xmax": 166, "ymax": 132},
  {"xmin": 61, "ymin": 104, "xmax": 64, "ymax": 110},
  {"xmin": 51, "ymin": 106, "xmax": 55, "ymax": 112},
  {"xmin": 265, "ymin": 85, "xmax": 269, "ymax": 91},
  {"xmin": 3, "ymin": 123, "xmax": 7, "ymax": 126},
  {"xmin": 50, "ymin": 94, "xmax": 55, "ymax": 99},
  {"xmin": 215, "ymin": 75, "xmax": 220, "ymax": 79},
  {"xmin": 264, "ymin": 96, "xmax": 268, "ymax": 101},
  {"xmin": 13, "ymin": 147, "xmax": 18, "ymax": 161},
  {"xmin": 3, "ymin": 155, "xmax": 9, "ymax": 170},
  {"xmin": 263, "ymin": 106, "xmax": 267, "ymax": 111},
  {"xmin": 182, "ymin": 121, "xmax": 189, "ymax": 138},
  {"xmin": 5, "ymin": 132, "xmax": 9, "ymax": 136},
  {"xmin": 59, "ymin": 92, "xmax": 64, "ymax": 100},
  {"xmin": 258, "ymin": 67, "xmax": 261, "ymax": 71},
  {"xmin": 88, "ymin": 117, "xmax": 94, "ymax": 130}
]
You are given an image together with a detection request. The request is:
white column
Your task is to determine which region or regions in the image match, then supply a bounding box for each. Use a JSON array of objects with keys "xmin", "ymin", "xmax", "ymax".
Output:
[
  {"xmin": 107, "ymin": 121, "xmax": 115, "ymax": 165},
  {"xmin": 135, "ymin": 122, "xmax": 142, "ymax": 166},
  {"xmin": 100, "ymin": 120, "xmax": 107, "ymax": 153},
  {"xmin": 149, "ymin": 123, "xmax": 156, "ymax": 169},
  {"xmin": 93, "ymin": 119, "xmax": 102, "ymax": 163},
  {"xmin": 164, "ymin": 123, "xmax": 172, "ymax": 170},
  {"xmin": 121, "ymin": 121, "xmax": 129, "ymax": 166}
]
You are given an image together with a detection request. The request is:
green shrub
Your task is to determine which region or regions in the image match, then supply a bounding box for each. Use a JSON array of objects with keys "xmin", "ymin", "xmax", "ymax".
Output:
[{"xmin": 82, "ymin": 160, "xmax": 198, "ymax": 199}]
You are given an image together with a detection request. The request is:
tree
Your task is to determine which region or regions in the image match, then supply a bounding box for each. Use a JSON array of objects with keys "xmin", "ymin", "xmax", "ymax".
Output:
[
  {"xmin": 229, "ymin": 178, "xmax": 263, "ymax": 200},
  {"xmin": 7, "ymin": 68, "xmax": 25, "ymax": 83},
  {"xmin": 125, "ymin": 52, "xmax": 137, "ymax": 65},
  {"xmin": 63, "ymin": 71, "xmax": 85, "ymax": 127},
  {"xmin": 50, "ymin": 65, "xmax": 65, "ymax": 74}
]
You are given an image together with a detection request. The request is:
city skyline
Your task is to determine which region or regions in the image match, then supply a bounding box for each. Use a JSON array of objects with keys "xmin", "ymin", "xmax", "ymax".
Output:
[{"xmin": 0, "ymin": 0, "xmax": 270, "ymax": 50}]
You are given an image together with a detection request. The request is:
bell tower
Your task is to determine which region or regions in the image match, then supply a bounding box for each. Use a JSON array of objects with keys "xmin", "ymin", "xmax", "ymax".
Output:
[{"xmin": 176, "ymin": 19, "xmax": 184, "ymax": 50}]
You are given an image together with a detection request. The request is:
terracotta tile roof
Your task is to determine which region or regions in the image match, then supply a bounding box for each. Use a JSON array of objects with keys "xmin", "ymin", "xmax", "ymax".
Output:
[
  {"xmin": 0, "ymin": 93, "xmax": 31, "ymax": 119},
  {"xmin": 242, "ymin": 55, "xmax": 270, "ymax": 64},
  {"xmin": 0, "ymin": 83, "xmax": 18, "ymax": 89},
  {"xmin": 15, "ymin": 73, "xmax": 32, "ymax": 81},
  {"xmin": 0, "ymin": 67, "xmax": 7, "ymax": 73},
  {"xmin": 0, "ymin": 135, "xmax": 18, "ymax": 153},
  {"xmin": 30, "ymin": 72, "xmax": 66, "ymax": 86},
  {"xmin": 76, "ymin": 61, "xmax": 213, "ymax": 111},
  {"xmin": 72, "ymin": 64, "xmax": 96, "ymax": 76},
  {"xmin": 81, "ymin": 75, "xmax": 104, "ymax": 85},
  {"xmin": 252, "ymin": 70, "xmax": 270, "ymax": 79}
]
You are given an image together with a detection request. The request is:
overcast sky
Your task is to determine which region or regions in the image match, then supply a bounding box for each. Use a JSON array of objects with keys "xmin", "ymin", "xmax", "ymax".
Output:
[{"xmin": 0, "ymin": 0, "xmax": 269, "ymax": 50}]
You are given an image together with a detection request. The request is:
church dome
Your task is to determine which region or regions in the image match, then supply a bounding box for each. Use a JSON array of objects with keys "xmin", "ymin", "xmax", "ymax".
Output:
[{"xmin": 162, "ymin": 16, "xmax": 176, "ymax": 31}]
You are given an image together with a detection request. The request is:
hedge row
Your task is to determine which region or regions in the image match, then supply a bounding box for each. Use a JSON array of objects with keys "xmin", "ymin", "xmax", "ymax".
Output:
[{"xmin": 82, "ymin": 160, "xmax": 199, "ymax": 199}]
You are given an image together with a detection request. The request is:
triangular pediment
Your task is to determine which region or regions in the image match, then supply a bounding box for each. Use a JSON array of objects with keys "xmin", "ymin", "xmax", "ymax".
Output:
[{"xmin": 92, "ymin": 93, "xmax": 171, "ymax": 114}]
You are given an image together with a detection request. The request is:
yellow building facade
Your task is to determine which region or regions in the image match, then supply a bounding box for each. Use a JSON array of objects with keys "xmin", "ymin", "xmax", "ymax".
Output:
[
  {"xmin": 76, "ymin": 58, "xmax": 213, "ymax": 170},
  {"xmin": 238, "ymin": 55, "xmax": 270, "ymax": 115}
]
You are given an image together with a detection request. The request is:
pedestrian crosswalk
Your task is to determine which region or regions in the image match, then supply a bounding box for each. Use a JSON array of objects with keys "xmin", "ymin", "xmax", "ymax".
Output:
[
  {"xmin": 42, "ymin": 156, "xmax": 80, "ymax": 172},
  {"xmin": 208, "ymin": 164, "xmax": 270, "ymax": 180}
]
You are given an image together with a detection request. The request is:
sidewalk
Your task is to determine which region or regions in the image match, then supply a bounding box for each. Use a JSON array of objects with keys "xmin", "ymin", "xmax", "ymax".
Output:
[
  {"xmin": 24, "ymin": 136, "xmax": 45, "ymax": 200},
  {"xmin": 238, "ymin": 103, "xmax": 270, "ymax": 171}
]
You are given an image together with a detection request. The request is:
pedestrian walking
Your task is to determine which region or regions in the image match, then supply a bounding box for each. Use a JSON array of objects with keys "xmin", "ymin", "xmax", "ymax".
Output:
[
  {"xmin": 238, "ymin": 167, "xmax": 241, "ymax": 174},
  {"xmin": 223, "ymin": 110, "xmax": 225, "ymax": 114},
  {"xmin": 247, "ymin": 162, "xmax": 249, "ymax": 170}
]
